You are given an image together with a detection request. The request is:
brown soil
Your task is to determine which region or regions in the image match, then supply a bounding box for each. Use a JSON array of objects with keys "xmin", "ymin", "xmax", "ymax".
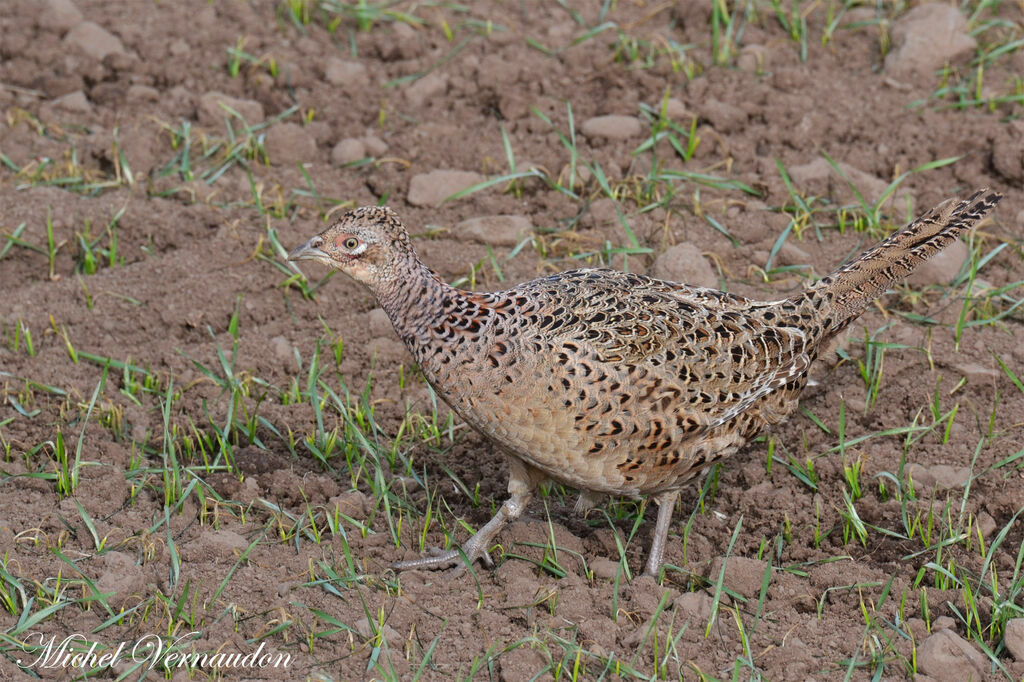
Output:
[{"xmin": 1, "ymin": 1, "xmax": 1023, "ymax": 680}]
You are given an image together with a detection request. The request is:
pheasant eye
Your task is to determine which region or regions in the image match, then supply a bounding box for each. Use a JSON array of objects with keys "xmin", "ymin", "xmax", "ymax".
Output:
[{"xmin": 339, "ymin": 236, "xmax": 360, "ymax": 250}]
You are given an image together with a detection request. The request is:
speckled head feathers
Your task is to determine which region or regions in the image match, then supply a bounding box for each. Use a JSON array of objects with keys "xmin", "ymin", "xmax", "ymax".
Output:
[
  {"xmin": 288, "ymin": 206, "xmax": 414, "ymax": 287},
  {"xmin": 338, "ymin": 206, "xmax": 412, "ymax": 247}
]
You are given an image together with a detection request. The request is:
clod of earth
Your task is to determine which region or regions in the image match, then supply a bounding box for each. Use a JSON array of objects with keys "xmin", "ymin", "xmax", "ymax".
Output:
[{"xmin": 289, "ymin": 190, "xmax": 1000, "ymax": 578}]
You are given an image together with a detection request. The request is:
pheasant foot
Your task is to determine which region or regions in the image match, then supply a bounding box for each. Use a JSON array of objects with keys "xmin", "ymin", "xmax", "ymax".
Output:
[{"xmin": 392, "ymin": 459, "xmax": 543, "ymax": 573}]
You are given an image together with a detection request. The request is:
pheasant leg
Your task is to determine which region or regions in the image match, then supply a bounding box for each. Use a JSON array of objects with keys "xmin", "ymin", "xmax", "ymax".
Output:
[
  {"xmin": 644, "ymin": 490, "xmax": 680, "ymax": 578},
  {"xmin": 392, "ymin": 458, "xmax": 543, "ymax": 572}
]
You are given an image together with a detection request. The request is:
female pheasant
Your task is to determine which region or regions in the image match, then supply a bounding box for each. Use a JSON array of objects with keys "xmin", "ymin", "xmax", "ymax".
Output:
[{"xmin": 289, "ymin": 189, "xmax": 1000, "ymax": 577}]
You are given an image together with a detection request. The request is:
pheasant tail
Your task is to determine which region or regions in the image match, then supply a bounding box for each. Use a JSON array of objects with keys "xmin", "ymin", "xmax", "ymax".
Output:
[{"xmin": 804, "ymin": 188, "xmax": 1001, "ymax": 335}]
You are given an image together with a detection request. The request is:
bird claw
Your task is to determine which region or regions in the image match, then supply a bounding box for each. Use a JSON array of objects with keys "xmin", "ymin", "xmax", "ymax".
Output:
[
  {"xmin": 391, "ymin": 549, "xmax": 460, "ymax": 572},
  {"xmin": 391, "ymin": 541, "xmax": 494, "ymax": 574}
]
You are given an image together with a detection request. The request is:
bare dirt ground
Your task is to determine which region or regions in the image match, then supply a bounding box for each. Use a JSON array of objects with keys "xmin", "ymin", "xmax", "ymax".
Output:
[{"xmin": 2, "ymin": 1, "xmax": 1024, "ymax": 680}]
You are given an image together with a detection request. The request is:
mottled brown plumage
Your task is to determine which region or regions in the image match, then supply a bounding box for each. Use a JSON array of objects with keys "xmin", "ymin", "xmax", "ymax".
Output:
[{"xmin": 289, "ymin": 189, "xmax": 1001, "ymax": 577}]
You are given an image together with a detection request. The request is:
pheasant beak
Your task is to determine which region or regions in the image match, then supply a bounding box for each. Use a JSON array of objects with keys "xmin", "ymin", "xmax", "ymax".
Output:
[{"xmin": 288, "ymin": 235, "xmax": 330, "ymax": 265}]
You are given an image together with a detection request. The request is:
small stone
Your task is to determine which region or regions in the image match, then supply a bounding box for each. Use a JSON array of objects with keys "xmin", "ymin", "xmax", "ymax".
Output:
[
  {"xmin": 917, "ymin": 628, "xmax": 986, "ymax": 682},
  {"xmin": 329, "ymin": 491, "xmax": 371, "ymax": 518},
  {"xmin": 975, "ymin": 511, "xmax": 997, "ymax": 539},
  {"xmin": 306, "ymin": 121, "xmax": 333, "ymax": 146},
  {"xmin": 94, "ymin": 552, "xmax": 145, "ymax": 609},
  {"xmin": 971, "ymin": 278, "xmax": 995, "ymax": 295},
  {"xmin": 51, "ymin": 90, "xmax": 92, "ymax": 114},
  {"xmin": 407, "ymin": 169, "xmax": 485, "ymax": 207},
  {"xmin": 514, "ymin": 159, "xmax": 541, "ymax": 174},
  {"xmin": 929, "ymin": 465, "xmax": 971, "ymax": 489},
  {"xmin": 64, "ymin": 21, "xmax": 126, "ymax": 60},
  {"xmin": 907, "ymin": 463, "xmax": 970, "ymax": 490},
  {"xmin": 391, "ymin": 21, "xmax": 419, "ymax": 58},
  {"xmin": 198, "ymin": 92, "xmax": 264, "ymax": 127},
  {"xmin": 708, "ymin": 556, "xmax": 768, "ymax": 600},
  {"xmin": 456, "ymin": 215, "xmax": 532, "ymax": 248},
  {"xmin": 652, "ymin": 243, "xmax": 717, "ymax": 289},
  {"xmin": 587, "ymin": 198, "xmax": 619, "ymax": 226},
  {"xmin": 547, "ymin": 20, "xmax": 575, "ymax": 41},
  {"xmin": 760, "ymin": 635, "xmax": 813, "ymax": 677},
  {"xmin": 237, "ymin": 477, "xmax": 259, "ymax": 504},
  {"xmin": 1004, "ymin": 618, "xmax": 1024, "ymax": 660},
  {"xmin": 907, "ymin": 239, "xmax": 967, "ymax": 286},
  {"xmin": 933, "ymin": 616, "xmax": 957, "ymax": 632},
  {"xmin": 205, "ymin": 530, "xmax": 248, "ymax": 556},
  {"xmin": 663, "ymin": 97, "xmax": 689, "ymax": 120},
  {"xmin": 264, "ymin": 123, "xmax": 317, "ymax": 165},
  {"xmin": 581, "ymin": 115, "xmax": 643, "ymax": 140},
  {"xmin": 127, "ymin": 84, "xmax": 159, "ymax": 102},
  {"xmin": 735, "ymin": 201, "xmax": 783, "ymax": 244},
  {"xmin": 589, "ymin": 558, "xmax": 620, "ymax": 580},
  {"xmin": 954, "ymin": 362, "xmax": 1000, "ymax": 384},
  {"xmin": 558, "ymin": 162, "xmax": 591, "ymax": 190},
  {"xmin": 270, "ymin": 335, "xmax": 293, "ymax": 368},
  {"xmin": 778, "ymin": 242, "xmax": 812, "ymax": 267},
  {"xmin": 498, "ymin": 92, "xmax": 530, "ymax": 120},
  {"xmin": 738, "ymin": 44, "xmax": 767, "ymax": 73},
  {"xmin": 404, "ymin": 73, "xmax": 447, "ymax": 107},
  {"xmin": 906, "ymin": 617, "xmax": 929, "ymax": 642},
  {"xmin": 363, "ymin": 135, "xmax": 388, "ymax": 156},
  {"xmin": 787, "ymin": 157, "xmax": 912, "ymax": 206},
  {"xmin": 991, "ymin": 128, "xmax": 1023, "ymax": 183},
  {"xmin": 885, "ymin": 4, "xmax": 976, "ymax": 79},
  {"xmin": 324, "ymin": 58, "xmax": 369, "ymax": 87},
  {"xmin": 697, "ymin": 98, "xmax": 748, "ymax": 133},
  {"xmin": 331, "ymin": 138, "xmax": 366, "ymax": 166},
  {"xmin": 906, "ymin": 463, "xmax": 937, "ymax": 489},
  {"xmin": 44, "ymin": 0, "xmax": 83, "ymax": 33},
  {"xmin": 674, "ymin": 591, "xmax": 716, "ymax": 623},
  {"xmin": 168, "ymin": 39, "xmax": 189, "ymax": 57},
  {"xmin": 354, "ymin": 618, "xmax": 402, "ymax": 648}
]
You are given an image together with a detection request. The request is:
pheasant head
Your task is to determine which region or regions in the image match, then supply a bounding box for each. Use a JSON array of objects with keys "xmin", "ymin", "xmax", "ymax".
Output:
[{"xmin": 288, "ymin": 206, "xmax": 414, "ymax": 288}]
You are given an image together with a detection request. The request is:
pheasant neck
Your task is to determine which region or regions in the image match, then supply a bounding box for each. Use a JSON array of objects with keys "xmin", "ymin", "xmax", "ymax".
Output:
[{"xmin": 374, "ymin": 254, "xmax": 461, "ymax": 349}]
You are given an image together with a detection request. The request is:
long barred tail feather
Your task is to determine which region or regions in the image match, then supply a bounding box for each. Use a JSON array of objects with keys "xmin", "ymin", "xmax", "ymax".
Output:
[{"xmin": 800, "ymin": 188, "xmax": 1001, "ymax": 337}]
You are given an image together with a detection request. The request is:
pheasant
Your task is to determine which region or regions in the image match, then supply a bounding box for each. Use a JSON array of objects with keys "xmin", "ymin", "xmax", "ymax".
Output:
[{"xmin": 289, "ymin": 189, "xmax": 1001, "ymax": 577}]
